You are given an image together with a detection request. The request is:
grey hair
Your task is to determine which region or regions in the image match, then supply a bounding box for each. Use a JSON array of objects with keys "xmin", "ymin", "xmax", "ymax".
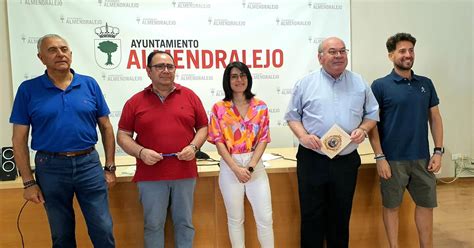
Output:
[
  {"xmin": 37, "ymin": 34, "xmax": 68, "ymax": 52},
  {"xmin": 317, "ymin": 37, "xmax": 346, "ymax": 54},
  {"xmin": 317, "ymin": 41, "xmax": 324, "ymax": 54}
]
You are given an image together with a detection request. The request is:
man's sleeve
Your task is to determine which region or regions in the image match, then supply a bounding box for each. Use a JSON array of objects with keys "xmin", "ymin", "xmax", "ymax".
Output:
[
  {"xmin": 284, "ymin": 80, "xmax": 303, "ymax": 121},
  {"xmin": 10, "ymin": 83, "xmax": 31, "ymax": 125},
  {"xmin": 192, "ymin": 93, "xmax": 208, "ymax": 129},
  {"xmin": 363, "ymin": 83, "xmax": 379, "ymax": 121},
  {"xmin": 118, "ymin": 99, "xmax": 135, "ymax": 132},
  {"xmin": 94, "ymin": 79, "xmax": 111, "ymax": 118},
  {"xmin": 428, "ymin": 79, "xmax": 440, "ymax": 108},
  {"xmin": 370, "ymin": 81, "xmax": 383, "ymax": 105}
]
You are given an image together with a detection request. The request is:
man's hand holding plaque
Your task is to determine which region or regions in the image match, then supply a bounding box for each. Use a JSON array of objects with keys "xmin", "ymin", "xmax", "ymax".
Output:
[{"xmin": 320, "ymin": 124, "xmax": 351, "ymax": 159}]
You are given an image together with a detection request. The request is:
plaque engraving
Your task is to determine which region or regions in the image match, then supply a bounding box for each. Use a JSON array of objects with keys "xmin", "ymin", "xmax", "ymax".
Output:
[{"xmin": 320, "ymin": 124, "xmax": 351, "ymax": 159}]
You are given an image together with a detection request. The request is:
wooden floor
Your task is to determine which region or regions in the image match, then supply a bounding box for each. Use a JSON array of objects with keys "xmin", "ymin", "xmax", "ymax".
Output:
[
  {"xmin": 351, "ymin": 175, "xmax": 474, "ymax": 248},
  {"xmin": 433, "ymin": 179, "xmax": 474, "ymax": 248}
]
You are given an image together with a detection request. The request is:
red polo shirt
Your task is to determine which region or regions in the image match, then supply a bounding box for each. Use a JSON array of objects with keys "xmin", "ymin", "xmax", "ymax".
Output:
[{"xmin": 118, "ymin": 83, "xmax": 208, "ymax": 182}]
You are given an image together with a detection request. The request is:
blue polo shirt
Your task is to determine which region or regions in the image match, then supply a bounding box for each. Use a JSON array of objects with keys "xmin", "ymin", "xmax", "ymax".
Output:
[
  {"xmin": 9, "ymin": 70, "xmax": 110, "ymax": 152},
  {"xmin": 371, "ymin": 69, "xmax": 439, "ymax": 161}
]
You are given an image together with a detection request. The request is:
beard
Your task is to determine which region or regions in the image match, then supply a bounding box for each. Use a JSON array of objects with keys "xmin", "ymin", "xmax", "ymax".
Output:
[{"xmin": 394, "ymin": 58, "xmax": 413, "ymax": 71}]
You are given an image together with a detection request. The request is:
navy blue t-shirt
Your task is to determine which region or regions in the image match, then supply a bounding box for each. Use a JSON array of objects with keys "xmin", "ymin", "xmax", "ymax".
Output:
[
  {"xmin": 371, "ymin": 70, "xmax": 439, "ymax": 161},
  {"xmin": 10, "ymin": 70, "xmax": 110, "ymax": 152}
]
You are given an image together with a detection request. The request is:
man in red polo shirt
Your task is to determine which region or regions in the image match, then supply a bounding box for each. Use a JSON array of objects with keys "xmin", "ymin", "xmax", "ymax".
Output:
[{"xmin": 117, "ymin": 51, "xmax": 208, "ymax": 248}]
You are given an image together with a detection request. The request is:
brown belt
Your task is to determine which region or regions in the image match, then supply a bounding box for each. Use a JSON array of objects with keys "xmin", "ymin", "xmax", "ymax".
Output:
[{"xmin": 38, "ymin": 147, "xmax": 95, "ymax": 157}]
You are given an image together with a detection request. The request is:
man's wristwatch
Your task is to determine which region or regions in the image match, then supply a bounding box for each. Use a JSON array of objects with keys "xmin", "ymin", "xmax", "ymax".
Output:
[
  {"xmin": 189, "ymin": 143, "xmax": 199, "ymax": 153},
  {"xmin": 433, "ymin": 147, "xmax": 444, "ymax": 155},
  {"xmin": 248, "ymin": 167, "xmax": 254, "ymax": 173},
  {"xmin": 104, "ymin": 164, "xmax": 116, "ymax": 172}
]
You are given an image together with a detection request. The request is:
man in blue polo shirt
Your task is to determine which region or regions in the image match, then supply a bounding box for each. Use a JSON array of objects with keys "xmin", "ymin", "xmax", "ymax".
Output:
[
  {"xmin": 368, "ymin": 33, "xmax": 444, "ymax": 248},
  {"xmin": 10, "ymin": 34, "xmax": 116, "ymax": 247}
]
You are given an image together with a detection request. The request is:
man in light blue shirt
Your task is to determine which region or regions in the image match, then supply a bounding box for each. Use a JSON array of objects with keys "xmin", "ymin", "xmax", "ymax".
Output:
[{"xmin": 284, "ymin": 37, "xmax": 379, "ymax": 248}]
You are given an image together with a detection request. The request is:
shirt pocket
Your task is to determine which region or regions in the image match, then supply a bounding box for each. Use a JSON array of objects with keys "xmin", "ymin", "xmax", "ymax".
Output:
[{"xmin": 305, "ymin": 98, "xmax": 324, "ymax": 123}]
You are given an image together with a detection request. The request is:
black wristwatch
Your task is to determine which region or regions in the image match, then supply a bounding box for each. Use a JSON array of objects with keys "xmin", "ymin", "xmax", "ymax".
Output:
[
  {"xmin": 104, "ymin": 164, "xmax": 116, "ymax": 172},
  {"xmin": 248, "ymin": 167, "xmax": 254, "ymax": 173},
  {"xmin": 433, "ymin": 147, "xmax": 444, "ymax": 155}
]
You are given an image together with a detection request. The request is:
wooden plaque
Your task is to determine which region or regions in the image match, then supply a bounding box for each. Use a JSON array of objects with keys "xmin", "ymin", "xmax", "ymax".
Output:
[{"xmin": 320, "ymin": 124, "xmax": 351, "ymax": 159}]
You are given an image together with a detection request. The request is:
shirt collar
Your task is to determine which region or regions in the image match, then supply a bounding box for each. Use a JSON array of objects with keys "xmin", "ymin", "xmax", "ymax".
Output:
[
  {"xmin": 41, "ymin": 69, "xmax": 77, "ymax": 89},
  {"xmin": 146, "ymin": 82, "xmax": 180, "ymax": 100},
  {"xmin": 321, "ymin": 68, "xmax": 347, "ymax": 82},
  {"xmin": 145, "ymin": 82, "xmax": 181, "ymax": 91},
  {"xmin": 389, "ymin": 69, "xmax": 420, "ymax": 83},
  {"xmin": 224, "ymin": 97, "xmax": 258, "ymax": 120}
]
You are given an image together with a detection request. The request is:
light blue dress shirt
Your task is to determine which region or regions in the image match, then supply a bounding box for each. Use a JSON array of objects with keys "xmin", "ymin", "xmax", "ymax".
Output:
[{"xmin": 284, "ymin": 68, "xmax": 379, "ymax": 155}]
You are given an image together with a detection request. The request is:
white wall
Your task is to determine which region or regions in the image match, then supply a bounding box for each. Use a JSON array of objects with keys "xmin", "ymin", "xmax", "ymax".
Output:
[
  {"xmin": 472, "ymin": 2, "xmax": 474, "ymax": 157},
  {"xmin": 352, "ymin": 0, "xmax": 473, "ymax": 177},
  {"xmin": 1, "ymin": 0, "xmax": 473, "ymax": 177}
]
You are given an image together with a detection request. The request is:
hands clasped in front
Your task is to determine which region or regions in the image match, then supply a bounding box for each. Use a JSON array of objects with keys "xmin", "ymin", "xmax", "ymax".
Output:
[
  {"xmin": 139, "ymin": 145, "xmax": 196, "ymax": 166},
  {"xmin": 232, "ymin": 164, "xmax": 252, "ymax": 183}
]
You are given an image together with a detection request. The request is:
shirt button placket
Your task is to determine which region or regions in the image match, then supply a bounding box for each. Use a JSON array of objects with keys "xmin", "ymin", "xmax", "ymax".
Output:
[
  {"xmin": 63, "ymin": 92, "xmax": 70, "ymax": 112},
  {"xmin": 333, "ymin": 81, "xmax": 340, "ymax": 119}
]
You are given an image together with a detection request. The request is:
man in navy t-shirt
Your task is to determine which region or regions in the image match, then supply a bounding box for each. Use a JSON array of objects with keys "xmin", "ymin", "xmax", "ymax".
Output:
[{"xmin": 368, "ymin": 33, "xmax": 444, "ymax": 248}]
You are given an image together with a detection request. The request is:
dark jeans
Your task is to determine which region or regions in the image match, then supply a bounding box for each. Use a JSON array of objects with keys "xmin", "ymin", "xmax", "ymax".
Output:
[
  {"xmin": 35, "ymin": 150, "xmax": 115, "ymax": 248},
  {"xmin": 296, "ymin": 146, "xmax": 361, "ymax": 248}
]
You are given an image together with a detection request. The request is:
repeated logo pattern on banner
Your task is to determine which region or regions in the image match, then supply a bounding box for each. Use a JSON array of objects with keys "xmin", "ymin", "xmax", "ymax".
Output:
[{"xmin": 8, "ymin": 0, "xmax": 350, "ymax": 153}]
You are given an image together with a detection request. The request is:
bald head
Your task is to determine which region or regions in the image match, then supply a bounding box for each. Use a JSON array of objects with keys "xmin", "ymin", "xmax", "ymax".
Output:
[{"xmin": 318, "ymin": 37, "xmax": 346, "ymax": 54}]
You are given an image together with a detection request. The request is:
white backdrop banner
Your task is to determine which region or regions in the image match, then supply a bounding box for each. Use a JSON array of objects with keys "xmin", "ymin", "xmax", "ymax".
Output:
[{"xmin": 7, "ymin": 0, "xmax": 350, "ymax": 154}]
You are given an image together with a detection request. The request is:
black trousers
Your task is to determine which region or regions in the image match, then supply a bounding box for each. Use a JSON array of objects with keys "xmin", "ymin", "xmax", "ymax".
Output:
[{"xmin": 297, "ymin": 145, "xmax": 361, "ymax": 248}]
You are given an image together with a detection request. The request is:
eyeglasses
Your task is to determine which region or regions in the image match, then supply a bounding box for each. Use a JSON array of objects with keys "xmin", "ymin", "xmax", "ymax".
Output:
[
  {"xmin": 230, "ymin": 73, "xmax": 247, "ymax": 80},
  {"xmin": 325, "ymin": 49, "xmax": 349, "ymax": 56},
  {"xmin": 150, "ymin": 63, "xmax": 176, "ymax": 72}
]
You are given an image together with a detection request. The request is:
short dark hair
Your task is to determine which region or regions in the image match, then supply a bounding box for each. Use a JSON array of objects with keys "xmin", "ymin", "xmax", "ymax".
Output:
[
  {"xmin": 386, "ymin": 33, "xmax": 416, "ymax": 52},
  {"xmin": 147, "ymin": 50, "xmax": 175, "ymax": 67},
  {"xmin": 222, "ymin": 61, "xmax": 255, "ymax": 101}
]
